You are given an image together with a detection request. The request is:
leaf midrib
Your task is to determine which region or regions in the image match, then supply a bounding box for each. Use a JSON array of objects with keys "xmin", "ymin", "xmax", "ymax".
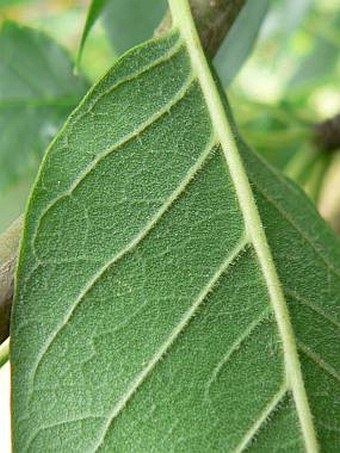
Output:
[{"xmin": 169, "ymin": 1, "xmax": 319, "ymax": 452}]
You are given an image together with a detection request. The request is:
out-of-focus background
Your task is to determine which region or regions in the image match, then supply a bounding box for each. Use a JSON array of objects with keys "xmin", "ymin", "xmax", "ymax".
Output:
[{"xmin": 0, "ymin": 0, "xmax": 339, "ymax": 451}]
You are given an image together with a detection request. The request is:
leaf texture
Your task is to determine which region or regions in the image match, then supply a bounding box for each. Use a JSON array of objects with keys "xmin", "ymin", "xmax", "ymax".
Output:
[{"xmin": 12, "ymin": 1, "xmax": 340, "ymax": 451}]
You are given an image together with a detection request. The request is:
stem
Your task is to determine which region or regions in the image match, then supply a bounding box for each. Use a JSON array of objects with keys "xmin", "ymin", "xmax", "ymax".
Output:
[
  {"xmin": 0, "ymin": 337, "xmax": 10, "ymax": 367},
  {"xmin": 314, "ymin": 113, "xmax": 340, "ymax": 153},
  {"xmin": 0, "ymin": 216, "xmax": 23, "ymax": 344},
  {"xmin": 156, "ymin": 0, "xmax": 246, "ymax": 58}
]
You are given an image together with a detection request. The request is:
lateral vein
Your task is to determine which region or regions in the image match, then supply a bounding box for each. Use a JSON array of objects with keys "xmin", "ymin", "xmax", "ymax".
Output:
[
  {"xmin": 27, "ymin": 134, "xmax": 217, "ymax": 402},
  {"xmin": 233, "ymin": 385, "xmax": 288, "ymax": 453},
  {"xmin": 249, "ymin": 176, "xmax": 340, "ymax": 279},
  {"xmin": 298, "ymin": 341, "xmax": 340, "ymax": 383},
  {"xmin": 205, "ymin": 307, "xmax": 271, "ymax": 397},
  {"xmin": 284, "ymin": 289, "xmax": 340, "ymax": 330},
  {"xmin": 32, "ymin": 74, "xmax": 196, "ymax": 258},
  {"xmin": 91, "ymin": 233, "xmax": 250, "ymax": 451}
]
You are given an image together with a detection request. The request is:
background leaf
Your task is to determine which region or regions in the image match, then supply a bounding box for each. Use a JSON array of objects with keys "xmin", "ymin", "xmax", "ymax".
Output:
[
  {"xmin": 260, "ymin": 0, "xmax": 313, "ymax": 47},
  {"xmin": 0, "ymin": 21, "xmax": 88, "ymax": 232},
  {"xmin": 76, "ymin": 0, "xmax": 110, "ymax": 69},
  {"xmin": 214, "ymin": 0, "xmax": 270, "ymax": 87},
  {"xmin": 103, "ymin": 0, "xmax": 167, "ymax": 54},
  {"xmin": 11, "ymin": 7, "xmax": 340, "ymax": 450},
  {"xmin": 225, "ymin": 0, "xmax": 339, "ymax": 192},
  {"xmin": 289, "ymin": 12, "xmax": 340, "ymax": 93},
  {"xmin": 0, "ymin": 0, "xmax": 26, "ymax": 7}
]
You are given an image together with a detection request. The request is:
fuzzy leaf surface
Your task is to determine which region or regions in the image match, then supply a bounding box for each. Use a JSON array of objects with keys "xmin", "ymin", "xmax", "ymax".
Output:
[{"xmin": 12, "ymin": 2, "xmax": 340, "ymax": 452}]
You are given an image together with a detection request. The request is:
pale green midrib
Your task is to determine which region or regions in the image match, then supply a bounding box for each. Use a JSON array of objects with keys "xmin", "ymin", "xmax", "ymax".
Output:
[
  {"xmin": 169, "ymin": 1, "xmax": 319, "ymax": 452},
  {"xmin": 26, "ymin": 134, "xmax": 217, "ymax": 405},
  {"xmin": 91, "ymin": 234, "xmax": 250, "ymax": 451},
  {"xmin": 249, "ymin": 174, "xmax": 340, "ymax": 279}
]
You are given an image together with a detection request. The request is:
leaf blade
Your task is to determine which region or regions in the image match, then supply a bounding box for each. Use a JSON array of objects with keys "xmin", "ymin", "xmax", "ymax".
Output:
[{"xmin": 11, "ymin": 2, "xmax": 340, "ymax": 452}]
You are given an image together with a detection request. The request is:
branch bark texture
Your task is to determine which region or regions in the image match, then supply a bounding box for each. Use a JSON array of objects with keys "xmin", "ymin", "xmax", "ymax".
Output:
[
  {"xmin": 314, "ymin": 113, "xmax": 340, "ymax": 153},
  {"xmin": 0, "ymin": 216, "xmax": 23, "ymax": 343},
  {"xmin": 156, "ymin": 0, "xmax": 246, "ymax": 58}
]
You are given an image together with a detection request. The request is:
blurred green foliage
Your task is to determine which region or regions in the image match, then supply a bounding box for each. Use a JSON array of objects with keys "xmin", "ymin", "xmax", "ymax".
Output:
[
  {"xmin": 0, "ymin": 0, "xmax": 339, "ymax": 233},
  {"xmin": 0, "ymin": 20, "xmax": 88, "ymax": 232},
  {"xmin": 228, "ymin": 0, "xmax": 339, "ymax": 202}
]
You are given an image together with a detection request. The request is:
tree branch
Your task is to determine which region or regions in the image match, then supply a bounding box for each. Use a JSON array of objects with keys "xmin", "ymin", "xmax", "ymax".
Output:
[
  {"xmin": 155, "ymin": 0, "xmax": 246, "ymax": 58},
  {"xmin": 0, "ymin": 216, "xmax": 23, "ymax": 344},
  {"xmin": 314, "ymin": 113, "xmax": 340, "ymax": 153}
]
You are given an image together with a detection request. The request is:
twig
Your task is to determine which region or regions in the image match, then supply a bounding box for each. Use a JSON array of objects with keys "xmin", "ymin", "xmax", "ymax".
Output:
[
  {"xmin": 155, "ymin": 0, "xmax": 246, "ymax": 58},
  {"xmin": 0, "ymin": 216, "xmax": 23, "ymax": 344},
  {"xmin": 314, "ymin": 113, "xmax": 340, "ymax": 153},
  {"xmin": 0, "ymin": 337, "xmax": 10, "ymax": 367}
]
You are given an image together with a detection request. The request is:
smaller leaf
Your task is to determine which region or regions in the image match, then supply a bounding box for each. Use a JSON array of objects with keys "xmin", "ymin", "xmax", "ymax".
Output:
[
  {"xmin": 289, "ymin": 13, "xmax": 340, "ymax": 92},
  {"xmin": 76, "ymin": 0, "xmax": 110, "ymax": 70},
  {"xmin": 262, "ymin": 0, "xmax": 312, "ymax": 43},
  {"xmin": 103, "ymin": 0, "xmax": 167, "ymax": 54},
  {"xmin": 214, "ymin": 0, "xmax": 270, "ymax": 86},
  {"xmin": 0, "ymin": 21, "xmax": 88, "ymax": 229}
]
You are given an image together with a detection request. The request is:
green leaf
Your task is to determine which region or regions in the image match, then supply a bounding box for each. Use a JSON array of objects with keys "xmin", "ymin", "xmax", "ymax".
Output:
[
  {"xmin": 76, "ymin": 0, "xmax": 110, "ymax": 70},
  {"xmin": 12, "ymin": 1, "xmax": 339, "ymax": 451},
  {"xmin": 263, "ymin": 0, "xmax": 312, "ymax": 43},
  {"xmin": 0, "ymin": 0, "xmax": 26, "ymax": 7},
  {"xmin": 103, "ymin": 0, "xmax": 167, "ymax": 54},
  {"xmin": 0, "ymin": 22, "xmax": 88, "ymax": 228},
  {"xmin": 289, "ymin": 12, "xmax": 340, "ymax": 92},
  {"xmin": 214, "ymin": 0, "xmax": 270, "ymax": 86},
  {"xmin": 0, "ymin": 176, "xmax": 32, "ymax": 233}
]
